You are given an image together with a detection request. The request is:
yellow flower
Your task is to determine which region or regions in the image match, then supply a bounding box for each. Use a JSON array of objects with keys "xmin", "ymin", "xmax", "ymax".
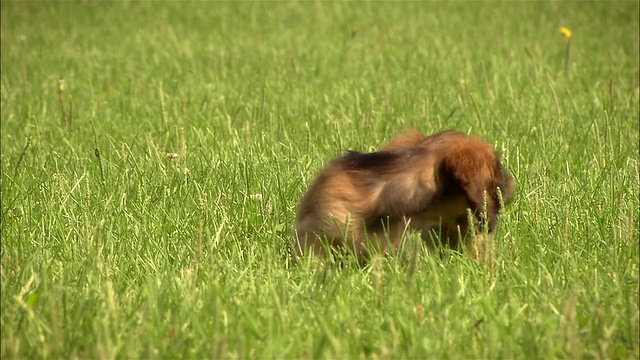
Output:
[{"xmin": 559, "ymin": 26, "xmax": 572, "ymax": 38}]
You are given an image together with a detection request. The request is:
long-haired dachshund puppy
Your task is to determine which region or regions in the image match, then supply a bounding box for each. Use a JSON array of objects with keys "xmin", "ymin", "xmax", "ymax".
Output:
[{"xmin": 293, "ymin": 130, "xmax": 515, "ymax": 262}]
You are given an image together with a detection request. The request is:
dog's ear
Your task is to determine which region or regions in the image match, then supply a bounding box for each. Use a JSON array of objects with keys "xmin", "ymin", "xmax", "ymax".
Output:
[{"xmin": 498, "ymin": 170, "xmax": 516, "ymax": 205}]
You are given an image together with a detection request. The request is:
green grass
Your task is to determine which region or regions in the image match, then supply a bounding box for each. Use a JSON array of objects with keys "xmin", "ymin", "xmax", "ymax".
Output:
[{"xmin": 1, "ymin": 1, "xmax": 638, "ymax": 358}]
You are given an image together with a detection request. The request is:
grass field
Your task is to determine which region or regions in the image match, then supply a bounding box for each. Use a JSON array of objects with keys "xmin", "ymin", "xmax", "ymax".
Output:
[{"xmin": 1, "ymin": 1, "xmax": 638, "ymax": 358}]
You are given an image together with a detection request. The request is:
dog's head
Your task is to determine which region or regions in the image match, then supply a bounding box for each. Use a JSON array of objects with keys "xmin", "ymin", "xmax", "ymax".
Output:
[{"xmin": 440, "ymin": 139, "xmax": 515, "ymax": 233}]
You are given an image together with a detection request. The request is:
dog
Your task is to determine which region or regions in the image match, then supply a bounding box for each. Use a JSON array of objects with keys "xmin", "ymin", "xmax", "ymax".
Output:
[{"xmin": 293, "ymin": 130, "xmax": 515, "ymax": 262}]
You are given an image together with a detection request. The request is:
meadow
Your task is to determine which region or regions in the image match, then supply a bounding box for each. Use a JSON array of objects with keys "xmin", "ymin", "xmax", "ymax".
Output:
[{"xmin": 1, "ymin": 2, "xmax": 638, "ymax": 358}]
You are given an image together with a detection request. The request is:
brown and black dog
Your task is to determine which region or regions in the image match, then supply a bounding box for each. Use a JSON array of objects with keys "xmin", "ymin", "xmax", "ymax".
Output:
[{"xmin": 293, "ymin": 130, "xmax": 515, "ymax": 262}]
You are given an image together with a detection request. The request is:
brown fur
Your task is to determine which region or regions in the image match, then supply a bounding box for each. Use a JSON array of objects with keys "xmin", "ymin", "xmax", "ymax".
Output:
[{"xmin": 293, "ymin": 130, "xmax": 515, "ymax": 262}]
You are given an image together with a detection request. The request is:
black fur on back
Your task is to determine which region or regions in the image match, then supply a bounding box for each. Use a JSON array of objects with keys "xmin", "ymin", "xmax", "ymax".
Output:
[{"xmin": 340, "ymin": 149, "xmax": 417, "ymax": 172}]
